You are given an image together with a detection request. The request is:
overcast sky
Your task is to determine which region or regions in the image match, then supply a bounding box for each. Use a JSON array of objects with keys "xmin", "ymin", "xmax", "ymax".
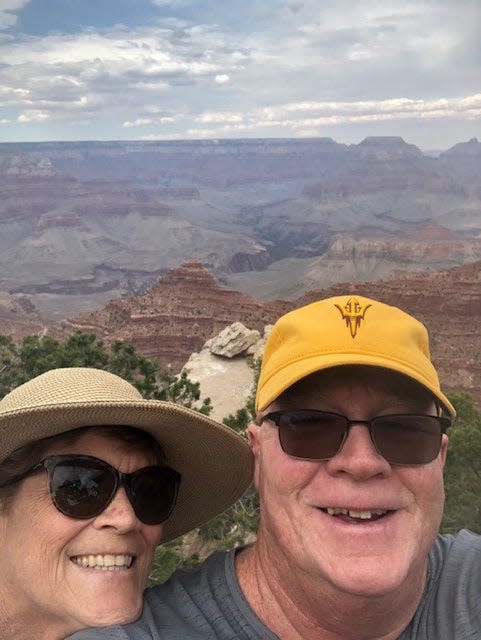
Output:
[{"xmin": 0, "ymin": 0, "xmax": 479, "ymax": 149}]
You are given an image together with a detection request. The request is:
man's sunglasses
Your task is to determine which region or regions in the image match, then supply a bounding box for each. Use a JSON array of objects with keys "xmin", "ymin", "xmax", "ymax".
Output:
[
  {"xmin": 0, "ymin": 454, "xmax": 181, "ymax": 525},
  {"xmin": 263, "ymin": 411, "xmax": 452, "ymax": 465}
]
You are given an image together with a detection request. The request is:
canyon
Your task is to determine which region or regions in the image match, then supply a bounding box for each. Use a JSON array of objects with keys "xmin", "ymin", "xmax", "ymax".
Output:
[
  {"xmin": 0, "ymin": 136, "xmax": 479, "ymax": 409},
  {"xmin": 0, "ymin": 136, "xmax": 479, "ymax": 320}
]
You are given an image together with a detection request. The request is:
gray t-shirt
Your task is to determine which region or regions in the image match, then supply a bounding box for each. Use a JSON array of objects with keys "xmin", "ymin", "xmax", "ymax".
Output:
[{"xmin": 69, "ymin": 530, "xmax": 481, "ymax": 639}]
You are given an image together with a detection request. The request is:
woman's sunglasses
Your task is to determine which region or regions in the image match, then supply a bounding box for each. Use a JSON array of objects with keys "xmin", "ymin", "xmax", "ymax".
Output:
[
  {"xmin": 0, "ymin": 454, "xmax": 181, "ymax": 525},
  {"xmin": 263, "ymin": 410, "xmax": 451, "ymax": 465}
]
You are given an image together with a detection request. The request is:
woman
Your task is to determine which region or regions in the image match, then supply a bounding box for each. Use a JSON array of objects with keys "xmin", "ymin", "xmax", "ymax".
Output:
[{"xmin": 0, "ymin": 367, "xmax": 252, "ymax": 640}]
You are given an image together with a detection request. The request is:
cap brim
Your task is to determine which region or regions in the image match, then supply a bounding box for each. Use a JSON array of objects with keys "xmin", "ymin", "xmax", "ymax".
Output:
[
  {"xmin": 0, "ymin": 400, "xmax": 253, "ymax": 542},
  {"xmin": 257, "ymin": 355, "xmax": 455, "ymax": 416}
]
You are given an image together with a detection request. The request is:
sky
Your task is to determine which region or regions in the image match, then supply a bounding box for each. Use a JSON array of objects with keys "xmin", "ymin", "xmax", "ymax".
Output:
[{"xmin": 0, "ymin": 0, "xmax": 480, "ymax": 149}]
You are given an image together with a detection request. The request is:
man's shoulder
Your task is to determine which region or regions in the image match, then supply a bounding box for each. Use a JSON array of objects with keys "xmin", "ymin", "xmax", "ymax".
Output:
[
  {"xmin": 427, "ymin": 529, "xmax": 481, "ymax": 603},
  {"xmin": 138, "ymin": 548, "xmax": 269, "ymax": 639},
  {"xmin": 433, "ymin": 529, "xmax": 481, "ymax": 556}
]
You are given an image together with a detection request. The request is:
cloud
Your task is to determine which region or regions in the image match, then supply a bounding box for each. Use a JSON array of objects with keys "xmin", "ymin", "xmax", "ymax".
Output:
[
  {"xmin": 0, "ymin": 22, "xmax": 249, "ymax": 125},
  {"xmin": 182, "ymin": 93, "xmax": 481, "ymax": 138},
  {"xmin": 0, "ymin": 0, "xmax": 30, "ymax": 30},
  {"xmin": 196, "ymin": 111, "xmax": 243, "ymax": 123},
  {"xmin": 1, "ymin": 0, "xmax": 479, "ymax": 146},
  {"xmin": 285, "ymin": 0, "xmax": 304, "ymax": 13},
  {"xmin": 123, "ymin": 118, "xmax": 154, "ymax": 127},
  {"xmin": 17, "ymin": 110, "xmax": 49, "ymax": 122},
  {"xmin": 123, "ymin": 114, "xmax": 180, "ymax": 127}
]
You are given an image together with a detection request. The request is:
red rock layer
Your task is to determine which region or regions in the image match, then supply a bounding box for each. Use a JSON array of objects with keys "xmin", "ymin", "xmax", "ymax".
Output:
[{"xmin": 61, "ymin": 261, "xmax": 287, "ymax": 370}]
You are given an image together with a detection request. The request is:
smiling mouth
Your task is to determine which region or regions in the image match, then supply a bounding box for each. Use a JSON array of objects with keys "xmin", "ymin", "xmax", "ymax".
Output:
[
  {"xmin": 321, "ymin": 507, "xmax": 391, "ymax": 523},
  {"xmin": 70, "ymin": 554, "xmax": 134, "ymax": 570}
]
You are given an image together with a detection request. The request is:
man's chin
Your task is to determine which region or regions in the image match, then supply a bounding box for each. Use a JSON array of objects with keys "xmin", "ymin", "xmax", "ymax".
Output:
[{"xmin": 320, "ymin": 554, "xmax": 425, "ymax": 599}]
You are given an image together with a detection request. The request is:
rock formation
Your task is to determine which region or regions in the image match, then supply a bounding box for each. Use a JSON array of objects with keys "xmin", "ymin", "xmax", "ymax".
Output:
[
  {"xmin": 60, "ymin": 261, "xmax": 286, "ymax": 371},
  {"xmin": 208, "ymin": 322, "xmax": 261, "ymax": 358},
  {"xmin": 0, "ymin": 292, "xmax": 46, "ymax": 340}
]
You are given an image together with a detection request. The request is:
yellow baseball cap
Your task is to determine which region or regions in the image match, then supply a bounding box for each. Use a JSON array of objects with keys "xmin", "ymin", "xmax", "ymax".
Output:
[{"xmin": 256, "ymin": 295, "xmax": 455, "ymax": 416}]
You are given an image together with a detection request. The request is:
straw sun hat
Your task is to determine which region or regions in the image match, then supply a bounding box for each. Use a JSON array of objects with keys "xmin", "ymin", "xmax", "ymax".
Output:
[{"xmin": 0, "ymin": 367, "xmax": 253, "ymax": 542}]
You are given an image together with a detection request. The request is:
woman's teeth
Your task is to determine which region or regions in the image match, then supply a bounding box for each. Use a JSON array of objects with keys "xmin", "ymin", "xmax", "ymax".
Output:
[{"xmin": 71, "ymin": 554, "xmax": 133, "ymax": 569}]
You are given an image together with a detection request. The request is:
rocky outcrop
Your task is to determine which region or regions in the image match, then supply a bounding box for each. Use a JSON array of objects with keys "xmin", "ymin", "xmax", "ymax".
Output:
[
  {"xmin": 207, "ymin": 322, "xmax": 261, "ymax": 358},
  {"xmin": 183, "ymin": 323, "xmax": 270, "ymax": 421},
  {"xmin": 225, "ymin": 250, "xmax": 271, "ymax": 273},
  {"xmin": 0, "ymin": 293, "xmax": 47, "ymax": 340},
  {"xmin": 60, "ymin": 261, "xmax": 287, "ymax": 371}
]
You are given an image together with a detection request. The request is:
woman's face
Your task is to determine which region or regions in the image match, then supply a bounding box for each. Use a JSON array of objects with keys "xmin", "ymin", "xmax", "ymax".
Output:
[{"xmin": 0, "ymin": 430, "xmax": 163, "ymax": 636}]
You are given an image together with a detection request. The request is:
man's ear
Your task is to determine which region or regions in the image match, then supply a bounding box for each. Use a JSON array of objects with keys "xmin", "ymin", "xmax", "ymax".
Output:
[
  {"xmin": 440, "ymin": 433, "xmax": 449, "ymax": 468},
  {"xmin": 247, "ymin": 422, "xmax": 261, "ymax": 456},
  {"xmin": 246, "ymin": 422, "xmax": 261, "ymax": 488}
]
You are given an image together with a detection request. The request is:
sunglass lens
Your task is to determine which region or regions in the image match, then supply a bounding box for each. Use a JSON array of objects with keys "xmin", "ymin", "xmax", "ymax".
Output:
[
  {"xmin": 372, "ymin": 415, "xmax": 442, "ymax": 465},
  {"xmin": 278, "ymin": 411, "xmax": 346, "ymax": 460},
  {"xmin": 126, "ymin": 466, "xmax": 180, "ymax": 525},
  {"xmin": 50, "ymin": 460, "xmax": 116, "ymax": 518}
]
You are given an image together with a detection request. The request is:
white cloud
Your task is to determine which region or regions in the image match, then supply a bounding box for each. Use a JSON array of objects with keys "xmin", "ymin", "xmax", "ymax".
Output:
[
  {"xmin": 0, "ymin": 21, "xmax": 248, "ymax": 127},
  {"xmin": 123, "ymin": 118, "xmax": 154, "ymax": 127},
  {"xmin": 196, "ymin": 111, "xmax": 243, "ymax": 123},
  {"xmin": 0, "ymin": 0, "xmax": 30, "ymax": 30},
  {"xmin": 17, "ymin": 110, "xmax": 49, "ymax": 122},
  {"xmin": 123, "ymin": 114, "xmax": 181, "ymax": 127},
  {"xmin": 257, "ymin": 94, "xmax": 481, "ymax": 122},
  {"xmin": 214, "ymin": 74, "xmax": 229, "ymax": 84},
  {"xmin": 177, "ymin": 93, "xmax": 481, "ymax": 138}
]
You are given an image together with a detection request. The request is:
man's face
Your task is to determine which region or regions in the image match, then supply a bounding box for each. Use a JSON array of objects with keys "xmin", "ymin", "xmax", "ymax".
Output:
[{"xmin": 248, "ymin": 367, "xmax": 448, "ymax": 598}]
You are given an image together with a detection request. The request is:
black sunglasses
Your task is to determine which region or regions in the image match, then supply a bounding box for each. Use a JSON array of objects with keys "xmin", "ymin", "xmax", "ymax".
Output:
[
  {"xmin": 0, "ymin": 454, "xmax": 181, "ymax": 525},
  {"xmin": 263, "ymin": 410, "xmax": 451, "ymax": 465}
]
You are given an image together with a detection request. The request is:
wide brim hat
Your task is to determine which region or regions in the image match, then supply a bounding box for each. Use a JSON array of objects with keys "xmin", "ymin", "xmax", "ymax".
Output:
[
  {"xmin": 256, "ymin": 294, "xmax": 455, "ymax": 416},
  {"xmin": 0, "ymin": 367, "xmax": 253, "ymax": 543}
]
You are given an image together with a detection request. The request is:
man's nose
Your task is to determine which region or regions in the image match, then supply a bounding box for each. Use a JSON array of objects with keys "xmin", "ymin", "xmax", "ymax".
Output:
[{"xmin": 325, "ymin": 423, "xmax": 392, "ymax": 479}]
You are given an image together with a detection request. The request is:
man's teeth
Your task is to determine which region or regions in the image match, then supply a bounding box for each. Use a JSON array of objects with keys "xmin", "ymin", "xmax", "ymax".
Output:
[
  {"xmin": 326, "ymin": 507, "xmax": 388, "ymax": 519},
  {"xmin": 71, "ymin": 554, "xmax": 133, "ymax": 570}
]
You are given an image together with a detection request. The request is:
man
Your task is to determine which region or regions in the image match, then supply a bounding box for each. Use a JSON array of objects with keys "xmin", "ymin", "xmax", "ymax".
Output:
[{"xmin": 71, "ymin": 295, "xmax": 481, "ymax": 640}]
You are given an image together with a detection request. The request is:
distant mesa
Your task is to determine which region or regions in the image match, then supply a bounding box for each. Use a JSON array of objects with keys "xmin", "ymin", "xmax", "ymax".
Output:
[
  {"xmin": 440, "ymin": 137, "xmax": 481, "ymax": 157},
  {"xmin": 354, "ymin": 136, "xmax": 423, "ymax": 159}
]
